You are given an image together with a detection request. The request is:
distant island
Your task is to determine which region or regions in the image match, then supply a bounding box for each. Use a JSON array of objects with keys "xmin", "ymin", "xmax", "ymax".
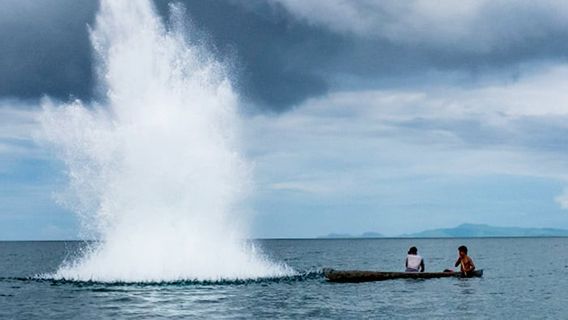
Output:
[
  {"xmin": 319, "ymin": 223, "xmax": 568, "ymax": 238},
  {"xmin": 402, "ymin": 223, "xmax": 568, "ymax": 238},
  {"xmin": 318, "ymin": 231, "xmax": 384, "ymax": 239}
]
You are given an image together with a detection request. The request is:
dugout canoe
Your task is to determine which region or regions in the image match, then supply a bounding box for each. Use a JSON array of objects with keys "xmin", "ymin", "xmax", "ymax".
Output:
[{"xmin": 323, "ymin": 268, "xmax": 483, "ymax": 283}]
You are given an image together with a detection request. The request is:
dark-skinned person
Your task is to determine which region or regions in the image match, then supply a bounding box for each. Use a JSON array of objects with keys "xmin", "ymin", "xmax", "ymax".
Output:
[{"xmin": 405, "ymin": 246, "xmax": 425, "ymax": 272}]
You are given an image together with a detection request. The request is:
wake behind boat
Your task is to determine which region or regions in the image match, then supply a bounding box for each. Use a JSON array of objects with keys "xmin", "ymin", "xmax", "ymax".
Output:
[{"xmin": 323, "ymin": 268, "xmax": 483, "ymax": 283}]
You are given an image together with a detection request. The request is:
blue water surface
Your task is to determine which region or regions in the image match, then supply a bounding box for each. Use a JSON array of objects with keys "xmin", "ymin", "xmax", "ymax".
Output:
[{"xmin": 1, "ymin": 238, "xmax": 566, "ymax": 319}]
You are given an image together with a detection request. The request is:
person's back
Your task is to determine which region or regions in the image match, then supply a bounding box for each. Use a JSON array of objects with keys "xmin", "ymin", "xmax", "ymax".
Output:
[{"xmin": 405, "ymin": 246, "xmax": 425, "ymax": 272}]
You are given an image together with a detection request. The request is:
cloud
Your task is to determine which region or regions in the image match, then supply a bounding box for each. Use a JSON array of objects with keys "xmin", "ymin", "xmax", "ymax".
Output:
[
  {"xmin": 0, "ymin": 101, "xmax": 51, "ymax": 177},
  {"xmin": 244, "ymin": 64, "xmax": 568, "ymax": 201},
  {"xmin": 244, "ymin": 62, "xmax": 568, "ymax": 235},
  {"xmin": 3, "ymin": 1, "xmax": 568, "ymax": 238},
  {"xmin": 0, "ymin": 101, "xmax": 44, "ymax": 159},
  {"xmin": 0, "ymin": 101, "xmax": 39, "ymax": 140},
  {"xmin": 3, "ymin": 0, "xmax": 568, "ymax": 112},
  {"xmin": 556, "ymin": 189, "xmax": 568, "ymax": 210},
  {"xmin": 0, "ymin": 0, "xmax": 98, "ymax": 100},
  {"xmin": 154, "ymin": 0, "xmax": 334, "ymax": 111},
  {"xmin": 272, "ymin": 0, "xmax": 568, "ymax": 52},
  {"xmin": 270, "ymin": 181, "xmax": 334, "ymax": 194}
]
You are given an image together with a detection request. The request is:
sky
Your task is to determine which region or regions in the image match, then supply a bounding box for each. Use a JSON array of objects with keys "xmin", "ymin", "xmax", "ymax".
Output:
[{"xmin": 1, "ymin": 0, "xmax": 568, "ymax": 239}]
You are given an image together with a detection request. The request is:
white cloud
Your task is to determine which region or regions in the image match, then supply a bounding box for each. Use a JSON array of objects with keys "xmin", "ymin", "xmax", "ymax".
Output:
[
  {"xmin": 555, "ymin": 189, "xmax": 568, "ymax": 210},
  {"xmin": 0, "ymin": 101, "xmax": 40, "ymax": 141},
  {"xmin": 270, "ymin": 181, "xmax": 334, "ymax": 194},
  {"xmin": 272, "ymin": 0, "xmax": 568, "ymax": 52},
  {"xmin": 245, "ymin": 64, "xmax": 568, "ymax": 200},
  {"xmin": 0, "ymin": 101, "xmax": 48, "ymax": 174}
]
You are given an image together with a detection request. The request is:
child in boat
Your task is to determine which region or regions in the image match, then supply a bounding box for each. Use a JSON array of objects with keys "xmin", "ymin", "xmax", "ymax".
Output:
[
  {"xmin": 405, "ymin": 246, "xmax": 425, "ymax": 272},
  {"xmin": 454, "ymin": 245, "xmax": 475, "ymax": 275}
]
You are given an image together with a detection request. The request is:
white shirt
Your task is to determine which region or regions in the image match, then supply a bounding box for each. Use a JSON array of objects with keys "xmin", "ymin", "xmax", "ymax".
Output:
[{"xmin": 406, "ymin": 254, "xmax": 423, "ymax": 270}]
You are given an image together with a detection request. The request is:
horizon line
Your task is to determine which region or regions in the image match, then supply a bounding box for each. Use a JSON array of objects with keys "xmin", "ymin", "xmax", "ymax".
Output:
[{"xmin": 1, "ymin": 235, "xmax": 568, "ymax": 242}]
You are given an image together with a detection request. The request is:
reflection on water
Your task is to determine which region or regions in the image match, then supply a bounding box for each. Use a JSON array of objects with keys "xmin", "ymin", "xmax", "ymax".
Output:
[{"xmin": 454, "ymin": 279, "xmax": 476, "ymax": 294}]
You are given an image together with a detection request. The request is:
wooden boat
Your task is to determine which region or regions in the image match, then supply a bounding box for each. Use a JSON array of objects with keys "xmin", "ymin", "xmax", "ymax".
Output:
[{"xmin": 323, "ymin": 268, "xmax": 483, "ymax": 283}]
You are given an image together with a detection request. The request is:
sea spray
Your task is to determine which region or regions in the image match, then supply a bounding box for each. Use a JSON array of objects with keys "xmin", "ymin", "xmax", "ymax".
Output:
[{"xmin": 39, "ymin": 0, "xmax": 292, "ymax": 282}]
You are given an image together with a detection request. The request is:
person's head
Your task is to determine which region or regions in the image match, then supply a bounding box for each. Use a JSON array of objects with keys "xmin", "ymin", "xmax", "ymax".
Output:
[
  {"xmin": 458, "ymin": 245, "xmax": 468, "ymax": 257},
  {"xmin": 408, "ymin": 246, "xmax": 418, "ymax": 255}
]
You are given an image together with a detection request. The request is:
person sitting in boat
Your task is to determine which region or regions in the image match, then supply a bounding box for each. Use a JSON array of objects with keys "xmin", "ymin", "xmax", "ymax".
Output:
[
  {"xmin": 454, "ymin": 245, "xmax": 475, "ymax": 276},
  {"xmin": 405, "ymin": 246, "xmax": 425, "ymax": 272}
]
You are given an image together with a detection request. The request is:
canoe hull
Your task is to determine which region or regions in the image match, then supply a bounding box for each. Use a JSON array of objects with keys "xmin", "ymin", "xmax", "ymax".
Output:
[{"xmin": 323, "ymin": 269, "xmax": 483, "ymax": 283}]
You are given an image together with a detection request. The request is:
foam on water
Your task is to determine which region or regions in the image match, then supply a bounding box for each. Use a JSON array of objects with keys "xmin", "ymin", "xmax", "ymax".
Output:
[{"xmin": 38, "ymin": 0, "xmax": 292, "ymax": 282}]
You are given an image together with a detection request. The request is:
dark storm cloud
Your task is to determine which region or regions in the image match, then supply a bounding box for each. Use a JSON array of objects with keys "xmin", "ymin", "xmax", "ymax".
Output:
[
  {"xmin": 2, "ymin": 0, "xmax": 568, "ymax": 111},
  {"xmin": 0, "ymin": 0, "xmax": 98, "ymax": 101},
  {"xmin": 154, "ymin": 0, "xmax": 568, "ymax": 110},
  {"xmin": 154, "ymin": 0, "xmax": 341, "ymax": 111}
]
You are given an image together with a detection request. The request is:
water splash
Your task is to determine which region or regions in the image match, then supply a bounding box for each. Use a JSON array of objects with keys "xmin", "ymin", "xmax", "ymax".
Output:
[{"xmin": 38, "ymin": 0, "xmax": 292, "ymax": 282}]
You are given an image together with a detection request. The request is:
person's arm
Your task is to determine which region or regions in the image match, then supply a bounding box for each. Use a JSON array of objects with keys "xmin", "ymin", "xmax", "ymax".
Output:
[
  {"xmin": 454, "ymin": 257, "xmax": 461, "ymax": 268},
  {"xmin": 419, "ymin": 259, "xmax": 425, "ymax": 272},
  {"xmin": 405, "ymin": 257, "xmax": 408, "ymax": 268},
  {"xmin": 466, "ymin": 257, "xmax": 475, "ymax": 272}
]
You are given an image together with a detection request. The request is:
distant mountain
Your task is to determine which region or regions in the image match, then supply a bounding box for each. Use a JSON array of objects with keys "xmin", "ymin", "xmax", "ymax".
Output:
[
  {"xmin": 402, "ymin": 223, "xmax": 568, "ymax": 238},
  {"xmin": 360, "ymin": 232, "xmax": 384, "ymax": 238},
  {"xmin": 318, "ymin": 224, "xmax": 568, "ymax": 239},
  {"xmin": 319, "ymin": 233, "xmax": 353, "ymax": 239},
  {"xmin": 319, "ymin": 232, "xmax": 384, "ymax": 239}
]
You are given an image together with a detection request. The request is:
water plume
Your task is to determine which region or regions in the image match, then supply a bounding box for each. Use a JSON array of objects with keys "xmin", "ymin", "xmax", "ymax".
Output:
[{"xmin": 39, "ymin": 0, "xmax": 291, "ymax": 282}]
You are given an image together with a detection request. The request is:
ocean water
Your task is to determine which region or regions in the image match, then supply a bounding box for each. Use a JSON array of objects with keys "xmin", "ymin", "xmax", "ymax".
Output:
[{"xmin": 1, "ymin": 237, "xmax": 566, "ymax": 319}]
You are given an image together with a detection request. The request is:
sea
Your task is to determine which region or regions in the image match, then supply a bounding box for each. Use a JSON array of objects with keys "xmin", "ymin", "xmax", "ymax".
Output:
[{"xmin": 1, "ymin": 237, "xmax": 566, "ymax": 319}]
